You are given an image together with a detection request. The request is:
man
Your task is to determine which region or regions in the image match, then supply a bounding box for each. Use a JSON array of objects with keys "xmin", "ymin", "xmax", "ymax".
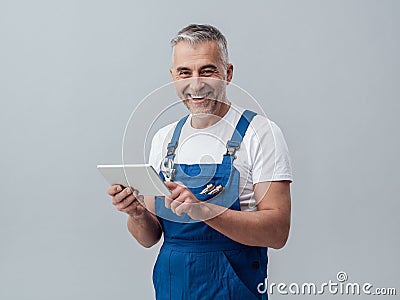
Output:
[{"xmin": 108, "ymin": 24, "xmax": 292, "ymax": 299}]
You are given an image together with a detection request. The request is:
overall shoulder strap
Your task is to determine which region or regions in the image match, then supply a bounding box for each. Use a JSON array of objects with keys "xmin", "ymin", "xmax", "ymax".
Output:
[
  {"xmin": 165, "ymin": 115, "xmax": 189, "ymax": 159},
  {"xmin": 225, "ymin": 110, "xmax": 257, "ymax": 157}
]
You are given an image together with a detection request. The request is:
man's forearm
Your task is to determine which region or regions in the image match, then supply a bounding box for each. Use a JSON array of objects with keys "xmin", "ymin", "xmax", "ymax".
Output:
[
  {"xmin": 204, "ymin": 206, "xmax": 290, "ymax": 249},
  {"xmin": 127, "ymin": 211, "xmax": 162, "ymax": 248}
]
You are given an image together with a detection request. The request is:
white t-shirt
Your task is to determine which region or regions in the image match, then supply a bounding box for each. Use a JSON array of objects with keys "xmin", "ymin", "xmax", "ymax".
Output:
[{"xmin": 148, "ymin": 105, "xmax": 293, "ymax": 211}]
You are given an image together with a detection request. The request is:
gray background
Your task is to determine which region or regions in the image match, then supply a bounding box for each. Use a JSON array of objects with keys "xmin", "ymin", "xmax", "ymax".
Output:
[{"xmin": 1, "ymin": 0, "xmax": 399, "ymax": 299}]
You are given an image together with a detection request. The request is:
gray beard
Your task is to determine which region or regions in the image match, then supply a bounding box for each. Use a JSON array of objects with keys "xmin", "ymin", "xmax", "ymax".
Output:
[{"xmin": 184, "ymin": 99, "xmax": 218, "ymax": 116}]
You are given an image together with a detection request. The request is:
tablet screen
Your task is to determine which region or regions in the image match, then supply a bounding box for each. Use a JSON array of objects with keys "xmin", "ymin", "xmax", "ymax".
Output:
[{"xmin": 97, "ymin": 164, "xmax": 171, "ymax": 196}]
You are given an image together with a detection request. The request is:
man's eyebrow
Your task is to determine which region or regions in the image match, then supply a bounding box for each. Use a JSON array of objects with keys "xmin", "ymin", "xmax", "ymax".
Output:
[
  {"xmin": 200, "ymin": 64, "xmax": 217, "ymax": 70},
  {"xmin": 175, "ymin": 65, "xmax": 218, "ymax": 72},
  {"xmin": 176, "ymin": 66, "xmax": 191, "ymax": 71}
]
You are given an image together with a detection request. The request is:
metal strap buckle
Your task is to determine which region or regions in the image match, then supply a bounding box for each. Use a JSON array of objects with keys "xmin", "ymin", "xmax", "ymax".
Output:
[
  {"xmin": 225, "ymin": 140, "xmax": 240, "ymax": 156},
  {"xmin": 167, "ymin": 146, "xmax": 176, "ymax": 156},
  {"xmin": 167, "ymin": 142, "xmax": 177, "ymax": 156}
]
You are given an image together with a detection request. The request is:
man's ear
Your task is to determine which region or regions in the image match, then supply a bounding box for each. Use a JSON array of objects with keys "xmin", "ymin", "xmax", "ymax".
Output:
[
  {"xmin": 226, "ymin": 64, "xmax": 234, "ymax": 84},
  {"xmin": 170, "ymin": 68, "xmax": 173, "ymax": 79}
]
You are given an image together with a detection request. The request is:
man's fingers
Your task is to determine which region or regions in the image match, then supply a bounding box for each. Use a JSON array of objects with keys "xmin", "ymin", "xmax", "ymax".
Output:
[
  {"xmin": 115, "ymin": 194, "xmax": 136, "ymax": 210},
  {"xmin": 165, "ymin": 181, "xmax": 186, "ymax": 192},
  {"xmin": 164, "ymin": 186, "xmax": 185, "ymax": 209},
  {"xmin": 164, "ymin": 183, "xmax": 194, "ymax": 214},
  {"xmin": 132, "ymin": 189, "xmax": 140, "ymax": 200},
  {"xmin": 174, "ymin": 202, "xmax": 192, "ymax": 216},
  {"xmin": 108, "ymin": 184, "xmax": 146, "ymax": 218},
  {"xmin": 167, "ymin": 184, "xmax": 186, "ymax": 200},
  {"xmin": 113, "ymin": 187, "xmax": 133, "ymax": 203},
  {"xmin": 164, "ymin": 181, "xmax": 178, "ymax": 190},
  {"xmin": 131, "ymin": 189, "xmax": 145, "ymax": 206},
  {"xmin": 137, "ymin": 194, "xmax": 144, "ymax": 203},
  {"xmin": 169, "ymin": 198, "xmax": 183, "ymax": 213},
  {"xmin": 108, "ymin": 184, "xmax": 123, "ymax": 196},
  {"xmin": 164, "ymin": 196, "xmax": 173, "ymax": 209},
  {"xmin": 113, "ymin": 195, "xmax": 135, "ymax": 210}
]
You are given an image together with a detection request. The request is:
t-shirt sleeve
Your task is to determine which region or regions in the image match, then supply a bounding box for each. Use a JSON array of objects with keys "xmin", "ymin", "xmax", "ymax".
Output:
[
  {"xmin": 251, "ymin": 118, "xmax": 293, "ymax": 183},
  {"xmin": 148, "ymin": 122, "xmax": 177, "ymax": 173},
  {"xmin": 148, "ymin": 130, "xmax": 163, "ymax": 173}
]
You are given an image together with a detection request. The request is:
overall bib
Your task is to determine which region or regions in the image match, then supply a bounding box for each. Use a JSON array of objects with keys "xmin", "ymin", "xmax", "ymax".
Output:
[{"xmin": 153, "ymin": 110, "xmax": 268, "ymax": 300}]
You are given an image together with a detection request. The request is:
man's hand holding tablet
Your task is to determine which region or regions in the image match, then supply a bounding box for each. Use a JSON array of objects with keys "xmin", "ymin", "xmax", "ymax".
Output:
[
  {"xmin": 107, "ymin": 183, "xmax": 162, "ymax": 248},
  {"xmin": 98, "ymin": 164, "xmax": 165, "ymax": 247},
  {"xmin": 108, "ymin": 184, "xmax": 146, "ymax": 219}
]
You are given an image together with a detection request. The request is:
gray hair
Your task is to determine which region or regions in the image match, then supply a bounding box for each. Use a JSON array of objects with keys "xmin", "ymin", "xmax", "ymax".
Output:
[{"xmin": 170, "ymin": 24, "xmax": 229, "ymax": 68}]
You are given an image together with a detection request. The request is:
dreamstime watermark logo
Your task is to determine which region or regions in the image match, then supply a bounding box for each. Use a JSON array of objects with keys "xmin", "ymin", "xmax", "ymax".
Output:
[{"xmin": 257, "ymin": 271, "xmax": 397, "ymax": 296}]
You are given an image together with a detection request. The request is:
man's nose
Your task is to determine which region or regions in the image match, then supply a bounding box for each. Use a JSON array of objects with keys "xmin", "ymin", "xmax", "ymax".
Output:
[{"xmin": 189, "ymin": 76, "xmax": 204, "ymax": 92}]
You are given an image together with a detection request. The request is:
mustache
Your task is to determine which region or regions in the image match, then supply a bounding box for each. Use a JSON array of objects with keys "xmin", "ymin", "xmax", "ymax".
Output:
[{"xmin": 184, "ymin": 88, "xmax": 213, "ymax": 97}]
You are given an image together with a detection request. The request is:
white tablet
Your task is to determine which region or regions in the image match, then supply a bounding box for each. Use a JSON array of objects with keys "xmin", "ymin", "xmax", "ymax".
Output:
[{"xmin": 97, "ymin": 164, "xmax": 171, "ymax": 196}]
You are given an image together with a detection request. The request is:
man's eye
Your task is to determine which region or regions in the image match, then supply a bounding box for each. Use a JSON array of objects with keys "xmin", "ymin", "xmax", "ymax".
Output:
[
  {"xmin": 179, "ymin": 71, "xmax": 191, "ymax": 77},
  {"xmin": 200, "ymin": 69, "xmax": 216, "ymax": 76}
]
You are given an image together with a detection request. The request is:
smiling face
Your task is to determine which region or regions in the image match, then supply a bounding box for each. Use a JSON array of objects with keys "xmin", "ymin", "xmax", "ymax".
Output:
[{"xmin": 170, "ymin": 41, "xmax": 233, "ymax": 117}]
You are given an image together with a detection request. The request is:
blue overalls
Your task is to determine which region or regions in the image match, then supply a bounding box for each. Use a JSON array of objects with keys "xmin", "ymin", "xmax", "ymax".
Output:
[{"xmin": 153, "ymin": 110, "xmax": 268, "ymax": 300}]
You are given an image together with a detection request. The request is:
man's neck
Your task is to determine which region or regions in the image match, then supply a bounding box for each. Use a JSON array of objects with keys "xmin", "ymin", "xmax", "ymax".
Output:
[{"xmin": 190, "ymin": 102, "xmax": 231, "ymax": 129}]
